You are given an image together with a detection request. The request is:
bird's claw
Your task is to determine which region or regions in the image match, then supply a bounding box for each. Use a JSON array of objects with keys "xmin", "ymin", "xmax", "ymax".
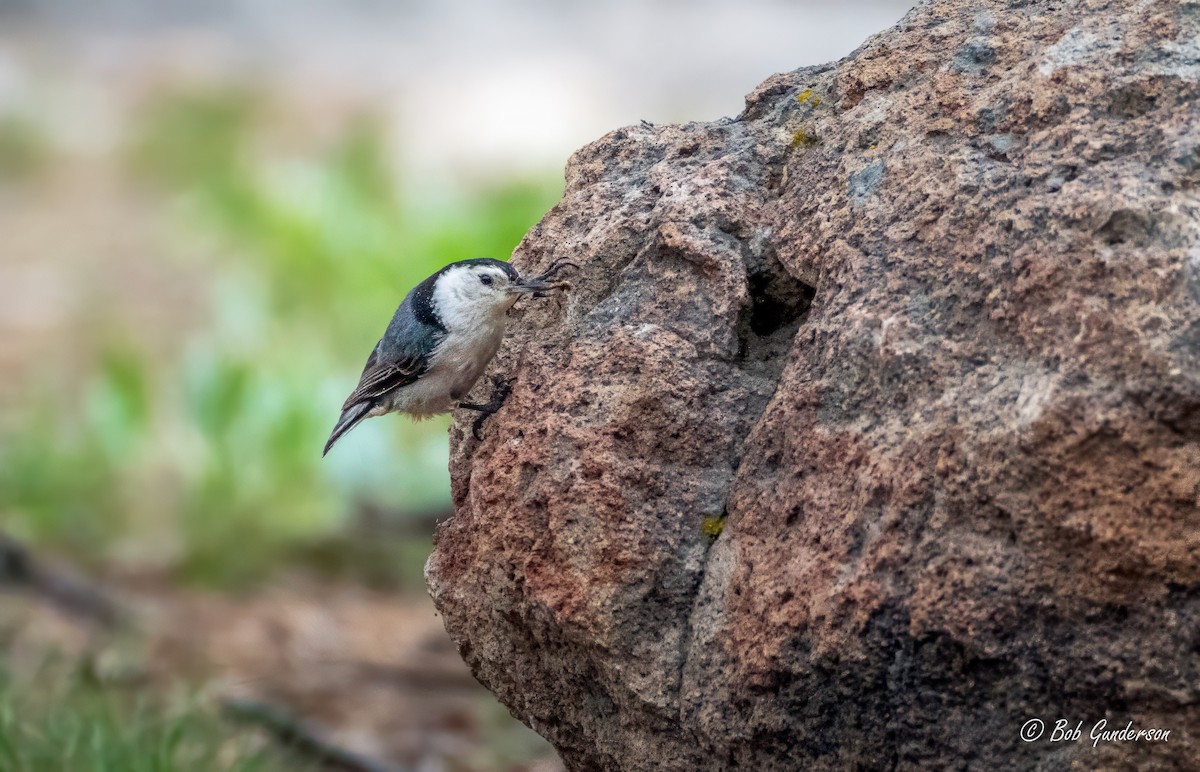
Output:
[{"xmin": 465, "ymin": 376, "xmax": 516, "ymax": 441}]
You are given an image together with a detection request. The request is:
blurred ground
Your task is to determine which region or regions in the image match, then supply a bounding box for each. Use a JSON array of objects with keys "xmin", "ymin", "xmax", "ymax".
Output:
[
  {"xmin": 3, "ymin": 570, "xmax": 557, "ymax": 770},
  {"xmin": 0, "ymin": 1, "xmax": 913, "ymax": 769}
]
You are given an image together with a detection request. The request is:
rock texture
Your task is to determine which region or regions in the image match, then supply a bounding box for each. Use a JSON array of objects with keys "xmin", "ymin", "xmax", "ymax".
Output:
[{"xmin": 426, "ymin": 0, "xmax": 1200, "ymax": 769}]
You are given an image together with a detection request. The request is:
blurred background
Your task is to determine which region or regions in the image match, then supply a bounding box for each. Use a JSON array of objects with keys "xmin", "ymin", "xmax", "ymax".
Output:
[{"xmin": 0, "ymin": 1, "xmax": 913, "ymax": 769}]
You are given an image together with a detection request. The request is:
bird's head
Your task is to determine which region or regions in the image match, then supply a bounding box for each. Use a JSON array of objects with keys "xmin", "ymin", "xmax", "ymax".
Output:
[{"xmin": 431, "ymin": 258, "xmax": 558, "ymax": 329}]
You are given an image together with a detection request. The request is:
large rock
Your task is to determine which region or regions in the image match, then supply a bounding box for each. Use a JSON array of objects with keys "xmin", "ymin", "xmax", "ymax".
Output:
[{"xmin": 426, "ymin": 0, "xmax": 1200, "ymax": 768}]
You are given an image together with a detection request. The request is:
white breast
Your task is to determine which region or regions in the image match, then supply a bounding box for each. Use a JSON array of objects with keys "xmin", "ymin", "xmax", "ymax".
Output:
[{"xmin": 393, "ymin": 317, "xmax": 507, "ymax": 417}]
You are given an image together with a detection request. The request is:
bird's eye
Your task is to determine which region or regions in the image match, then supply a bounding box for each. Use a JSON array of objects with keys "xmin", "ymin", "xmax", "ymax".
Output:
[{"xmin": 479, "ymin": 274, "xmax": 494, "ymax": 286}]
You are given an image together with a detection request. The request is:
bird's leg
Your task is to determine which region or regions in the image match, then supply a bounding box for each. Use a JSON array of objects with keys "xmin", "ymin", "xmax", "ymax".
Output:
[{"xmin": 458, "ymin": 375, "xmax": 516, "ymax": 440}]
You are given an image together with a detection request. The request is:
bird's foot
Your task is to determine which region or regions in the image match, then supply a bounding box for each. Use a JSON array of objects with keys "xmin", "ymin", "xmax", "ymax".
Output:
[{"xmin": 458, "ymin": 376, "xmax": 516, "ymax": 440}]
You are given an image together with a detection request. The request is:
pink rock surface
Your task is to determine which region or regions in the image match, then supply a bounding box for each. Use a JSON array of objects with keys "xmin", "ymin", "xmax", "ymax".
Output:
[{"xmin": 428, "ymin": 1, "xmax": 1200, "ymax": 768}]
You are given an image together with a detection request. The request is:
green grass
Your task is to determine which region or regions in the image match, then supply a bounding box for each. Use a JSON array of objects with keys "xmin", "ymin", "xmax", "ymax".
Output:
[
  {"xmin": 0, "ymin": 667, "xmax": 302, "ymax": 772},
  {"xmin": 0, "ymin": 84, "xmax": 562, "ymax": 587}
]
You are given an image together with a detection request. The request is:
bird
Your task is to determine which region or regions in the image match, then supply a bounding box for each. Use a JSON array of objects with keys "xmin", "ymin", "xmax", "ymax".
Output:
[{"xmin": 323, "ymin": 257, "xmax": 574, "ymax": 456}]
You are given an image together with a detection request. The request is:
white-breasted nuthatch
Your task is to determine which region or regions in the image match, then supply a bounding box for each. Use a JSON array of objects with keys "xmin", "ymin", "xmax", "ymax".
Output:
[{"xmin": 323, "ymin": 257, "xmax": 574, "ymax": 456}]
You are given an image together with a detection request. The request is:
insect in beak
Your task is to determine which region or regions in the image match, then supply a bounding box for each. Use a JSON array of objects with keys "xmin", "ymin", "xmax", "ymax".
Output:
[{"xmin": 510, "ymin": 258, "xmax": 579, "ymax": 296}]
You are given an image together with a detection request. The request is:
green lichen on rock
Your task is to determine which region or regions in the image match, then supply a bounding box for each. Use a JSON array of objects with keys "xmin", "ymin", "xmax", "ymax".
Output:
[
  {"xmin": 791, "ymin": 128, "xmax": 820, "ymax": 148},
  {"xmin": 700, "ymin": 516, "xmax": 726, "ymax": 539},
  {"xmin": 796, "ymin": 88, "xmax": 821, "ymax": 107}
]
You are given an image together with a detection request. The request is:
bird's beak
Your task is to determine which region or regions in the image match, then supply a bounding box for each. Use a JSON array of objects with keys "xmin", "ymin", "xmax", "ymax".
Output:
[
  {"xmin": 507, "ymin": 259, "xmax": 579, "ymax": 295},
  {"xmin": 507, "ymin": 278, "xmax": 555, "ymax": 294}
]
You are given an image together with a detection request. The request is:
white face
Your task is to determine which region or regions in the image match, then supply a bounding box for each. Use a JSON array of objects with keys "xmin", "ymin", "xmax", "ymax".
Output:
[{"xmin": 433, "ymin": 263, "xmax": 521, "ymax": 330}]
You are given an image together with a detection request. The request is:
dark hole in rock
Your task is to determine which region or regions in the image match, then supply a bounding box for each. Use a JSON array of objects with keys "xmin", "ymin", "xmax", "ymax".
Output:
[
  {"xmin": 1108, "ymin": 83, "xmax": 1158, "ymax": 118},
  {"xmin": 748, "ymin": 270, "xmax": 816, "ymax": 337},
  {"xmin": 736, "ymin": 261, "xmax": 817, "ymax": 371},
  {"xmin": 1096, "ymin": 208, "xmax": 1153, "ymax": 246}
]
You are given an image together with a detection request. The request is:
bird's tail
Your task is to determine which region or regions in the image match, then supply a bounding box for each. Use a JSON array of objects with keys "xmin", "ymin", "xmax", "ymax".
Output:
[{"xmin": 323, "ymin": 401, "xmax": 374, "ymax": 456}]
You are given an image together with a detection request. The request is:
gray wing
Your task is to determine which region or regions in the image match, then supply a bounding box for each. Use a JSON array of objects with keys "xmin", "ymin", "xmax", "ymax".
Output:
[
  {"xmin": 341, "ymin": 291, "xmax": 443, "ymax": 410},
  {"xmin": 324, "ymin": 288, "xmax": 443, "ymax": 456},
  {"xmin": 341, "ymin": 344, "xmax": 428, "ymax": 410}
]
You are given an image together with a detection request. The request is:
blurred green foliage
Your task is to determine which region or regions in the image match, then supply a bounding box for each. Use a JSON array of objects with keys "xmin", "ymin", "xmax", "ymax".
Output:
[
  {"xmin": 0, "ymin": 665, "xmax": 301, "ymax": 772},
  {"xmin": 0, "ymin": 115, "xmax": 49, "ymax": 181},
  {"xmin": 0, "ymin": 85, "xmax": 561, "ymax": 586}
]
